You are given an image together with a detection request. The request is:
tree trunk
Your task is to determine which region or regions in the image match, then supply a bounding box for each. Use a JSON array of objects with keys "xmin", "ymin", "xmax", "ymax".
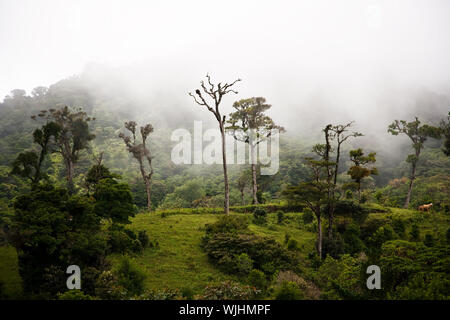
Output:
[
  {"xmin": 240, "ymin": 189, "xmax": 245, "ymax": 205},
  {"xmin": 404, "ymin": 158, "xmax": 418, "ymax": 209},
  {"xmin": 67, "ymin": 159, "xmax": 75, "ymax": 194},
  {"xmin": 250, "ymin": 144, "xmax": 258, "ymax": 205},
  {"xmin": 358, "ymin": 182, "xmax": 362, "ymax": 203},
  {"xmin": 220, "ymin": 124, "xmax": 230, "ymax": 214},
  {"xmin": 145, "ymin": 178, "xmax": 152, "ymax": 211},
  {"xmin": 316, "ymin": 209, "xmax": 322, "ymax": 259}
]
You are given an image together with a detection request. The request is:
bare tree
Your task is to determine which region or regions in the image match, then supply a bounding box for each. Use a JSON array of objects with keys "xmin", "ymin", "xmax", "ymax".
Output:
[
  {"xmin": 189, "ymin": 74, "xmax": 241, "ymax": 214},
  {"xmin": 119, "ymin": 121, "xmax": 154, "ymax": 210}
]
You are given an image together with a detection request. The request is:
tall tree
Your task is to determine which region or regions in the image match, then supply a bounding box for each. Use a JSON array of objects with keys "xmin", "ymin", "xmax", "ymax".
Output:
[
  {"xmin": 388, "ymin": 117, "xmax": 441, "ymax": 208},
  {"xmin": 32, "ymin": 106, "xmax": 95, "ymax": 193},
  {"xmin": 347, "ymin": 148, "xmax": 378, "ymax": 202},
  {"xmin": 283, "ymin": 157, "xmax": 329, "ymax": 258},
  {"xmin": 226, "ymin": 97, "xmax": 285, "ymax": 204},
  {"xmin": 189, "ymin": 74, "xmax": 241, "ymax": 214},
  {"xmin": 11, "ymin": 122, "xmax": 61, "ymax": 188},
  {"xmin": 119, "ymin": 121, "xmax": 154, "ymax": 211},
  {"xmin": 327, "ymin": 122, "xmax": 362, "ymax": 237}
]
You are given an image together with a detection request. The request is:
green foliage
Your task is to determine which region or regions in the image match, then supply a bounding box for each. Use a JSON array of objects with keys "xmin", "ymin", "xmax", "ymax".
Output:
[
  {"xmin": 410, "ymin": 224, "xmax": 420, "ymax": 241},
  {"xmin": 235, "ymin": 253, "xmax": 253, "ymax": 275},
  {"xmin": 204, "ymin": 215, "xmax": 250, "ymax": 235},
  {"xmin": 93, "ymin": 178, "xmax": 136, "ymax": 224},
  {"xmin": 287, "ymin": 239, "xmax": 299, "ymax": 251},
  {"xmin": 247, "ymin": 269, "xmax": 267, "ymax": 291},
  {"xmin": 180, "ymin": 287, "xmax": 195, "ymax": 300},
  {"xmin": 274, "ymin": 281, "xmax": 303, "ymax": 300},
  {"xmin": 302, "ymin": 209, "xmax": 315, "ymax": 224},
  {"xmin": 200, "ymin": 281, "xmax": 260, "ymax": 300},
  {"xmin": 277, "ymin": 210, "xmax": 284, "ymax": 224},
  {"xmin": 423, "ymin": 233, "xmax": 435, "ymax": 247},
  {"xmin": 57, "ymin": 290, "xmax": 93, "ymax": 300},
  {"xmin": 115, "ymin": 257, "xmax": 146, "ymax": 296},
  {"xmin": 253, "ymin": 208, "xmax": 267, "ymax": 225}
]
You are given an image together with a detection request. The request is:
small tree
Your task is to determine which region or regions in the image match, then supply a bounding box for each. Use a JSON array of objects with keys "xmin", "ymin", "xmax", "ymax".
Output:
[
  {"xmin": 347, "ymin": 148, "xmax": 377, "ymax": 202},
  {"xmin": 388, "ymin": 117, "xmax": 440, "ymax": 208},
  {"xmin": 119, "ymin": 121, "xmax": 154, "ymax": 210},
  {"xmin": 227, "ymin": 97, "xmax": 285, "ymax": 204},
  {"xmin": 189, "ymin": 74, "xmax": 241, "ymax": 214},
  {"xmin": 11, "ymin": 122, "xmax": 61, "ymax": 188},
  {"xmin": 32, "ymin": 106, "xmax": 95, "ymax": 193},
  {"xmin": 283, "ymin": 158, "xmax": 330, "ymax": 258}
]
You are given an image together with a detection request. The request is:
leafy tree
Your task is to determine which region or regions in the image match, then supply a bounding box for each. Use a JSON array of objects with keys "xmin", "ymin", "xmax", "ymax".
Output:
[
  {"xmin": 328, "ymin": 122, "xmax": 362, "ymax": 236},
  {"xmin": 119, "ymin": 121, "xmax": 154, "ymax": 210},
  {"xmin": 283, "ymin": 157, "xmax": 330, "ymax": 258},
  {"xmin": 11, "ymin": 122, "xmax": 61, "ymax": 188},
  {"xmin": 33, "ymin": 106, "xmax": 95, "ymax": 193},
  {"xmin": 10, "ymin": 184, "xmax": 107, "ymax": 297},
  {"xmin": 388, "ymin": 117, "xmax": 440, "ymax": 208},
  {"xmin": 189, "ymin": 74, "xmax": 241, "ymax": 214},
  {"xmin": 93, "ymin": 177, "xmax": 136, "ymax": 224},
  {"xmin": 347, "ymin": 148, "xmax": 378, "ymax": 202},
  {"xmin": 226, "ymin": 97, "xmax": 285, "ymax": 204}
]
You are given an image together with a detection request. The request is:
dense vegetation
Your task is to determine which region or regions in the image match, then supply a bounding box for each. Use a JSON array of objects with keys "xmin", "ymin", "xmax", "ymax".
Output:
[{"xmin": 0, "ymin": 74, "xmax": 449, "ymax": 300}]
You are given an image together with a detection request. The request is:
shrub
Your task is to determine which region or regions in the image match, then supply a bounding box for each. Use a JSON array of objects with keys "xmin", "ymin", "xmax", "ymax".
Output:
[
  {"xmin": 235, "ymin": 253, "xmax": 253, "ymax": 275},
  {"xmin": 202, "ymin": 233, "xmax": 299, "ymax": 277},
  {"xmin": 392, "ymin": 218, "xmax": 406, "ymax": 238},
  {"xmin": 277, "ymin": 211, "xmax": 284, "ymax": 224},
  {"xmin": 181, "ymin": 287, "xmax": 195, "ymax": 300},
  {"xmin": 274, "ymin": 281, "xmax": 303, "ymax": 300},
  {"xmin": 95, "ymin": 270, "xmax": 126, "ymax": 300},
  {"xmin": 424, "ymin": 234, "xmax": 435, "ymax": 247},
  {"xmin": 248, "ymin": 269, "xmax": 267, "ymax": 291},
  {"xmin": 287, "ymin": 239, "xmax": 299, "ymax": 251},
  {"xmin": 58, "ymin": 290, "xmax": 93, "ymax": 300},
  {"xmin": 138, "ymin": 288, "xmax": 180, "ymax": 300},
  {"xmin": 200, "ymin": 281, "xmax": 260, "ymax": 300},
  {"xmin": 115, "ymin": 257, "xmax": 146, "ymax": 296},
  {"xmin": 253, "ymin": 208, "xmax": 267, "ymax": 225}
]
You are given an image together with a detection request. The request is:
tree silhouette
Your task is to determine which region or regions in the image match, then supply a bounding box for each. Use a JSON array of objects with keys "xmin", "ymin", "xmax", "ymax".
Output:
[
  {"xmin": 189, "ymin": 74, "xmax": 241, "ymax": 214},
  {"xmin": 119, "ymin": 121, "xmax": 154, "ymax": 210}
]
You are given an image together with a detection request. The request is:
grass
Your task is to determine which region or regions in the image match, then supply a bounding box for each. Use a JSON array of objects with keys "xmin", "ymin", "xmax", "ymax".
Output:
[
  {"xmin": 0, "ymin": 246, "xmax": 22, "ymax": 299},
  {"xmin": 1, "ymin": 205, "xmax": 448, "ymax": 297}
]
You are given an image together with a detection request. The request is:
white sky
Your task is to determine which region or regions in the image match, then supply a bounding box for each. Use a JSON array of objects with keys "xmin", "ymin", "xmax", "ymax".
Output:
[{"xmin": 1, "ymin": 0, "xmax": 450, "ymax": 108}]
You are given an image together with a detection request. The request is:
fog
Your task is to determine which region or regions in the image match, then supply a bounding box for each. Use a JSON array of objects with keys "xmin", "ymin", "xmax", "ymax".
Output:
[{"xmin": 1, "ymin": 0, "xmax": 450, "ymax": 140}]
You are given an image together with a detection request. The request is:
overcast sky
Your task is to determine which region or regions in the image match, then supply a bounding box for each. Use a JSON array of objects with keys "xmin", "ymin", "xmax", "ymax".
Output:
[{"xmin": 1, "ymin": 0, "xmax": 450, "ymax": 129}]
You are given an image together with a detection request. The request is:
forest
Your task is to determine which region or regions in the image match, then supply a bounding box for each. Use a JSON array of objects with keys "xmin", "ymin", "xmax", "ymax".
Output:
[{"xmin": 0, "ymin": 69, "xmax": 449, "ymax": 300}]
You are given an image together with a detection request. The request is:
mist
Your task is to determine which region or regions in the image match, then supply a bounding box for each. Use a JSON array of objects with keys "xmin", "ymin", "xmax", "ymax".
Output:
[{"xmin": 1, "ymin": 0, "xmax": 449, "ymax": 141}]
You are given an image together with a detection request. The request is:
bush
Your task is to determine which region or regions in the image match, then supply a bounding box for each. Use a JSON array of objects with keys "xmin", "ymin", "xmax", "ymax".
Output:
[
  {"xmin": 287, "ymin": 239, "xmax": 299, "ymax": 251},
  {"xmin": 392, "ymin": 219, "xmax": 406, "ymax": 238},
  {"xmin": 200, "ymin": 281, "xmax": 260, "ymax": 300},
  {"xmin": 253, "ymin": 208, "xmax": 267, "ymax": 225},
  {"xmin": 95, "ymin": 270, "xmax": 126, "ymax": 300},
  {"xmin": 248, "ymin": 269, "xmax": 267, "ymax": 291},
  {"xmin": 235, "ymin": 253, "xmax": 253, "ymax": 275},
  {"xmin": 424, "ymin": 234, "xmax": 435, "ymax": 247},
  {"xmin": 274, "ymin": 281, "xmax": 303, "ymax": 300},
  {"xmin": 115, "ymin": 257, "xmax": 146, "ymax": 296},
  {"xmin": 137, "ymin": 288, "xmax": 181, "ymax": 300},
  {"xmin": 302, "ymin": 209, "xmax": 315, "ymax": 224},
  {"xmin": 202, "ymin": 232, "xmax": 299, "ymax": 277},
  {"xmin": 181, "ymin": 287, "xmax": 195, "ymax": 300},
  {"xmin": 277, "ymin": 211, "xmax": 284, "ymax": 224}
]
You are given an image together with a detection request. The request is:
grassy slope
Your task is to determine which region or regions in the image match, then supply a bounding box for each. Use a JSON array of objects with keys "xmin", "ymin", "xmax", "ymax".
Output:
[
  {"xmin": 122, "ymin": 212, "xmax": 316, "ymax": 293},
  {"xmin": 1, "ymin": 207, "xmax": 448, "ymax": 297}
]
